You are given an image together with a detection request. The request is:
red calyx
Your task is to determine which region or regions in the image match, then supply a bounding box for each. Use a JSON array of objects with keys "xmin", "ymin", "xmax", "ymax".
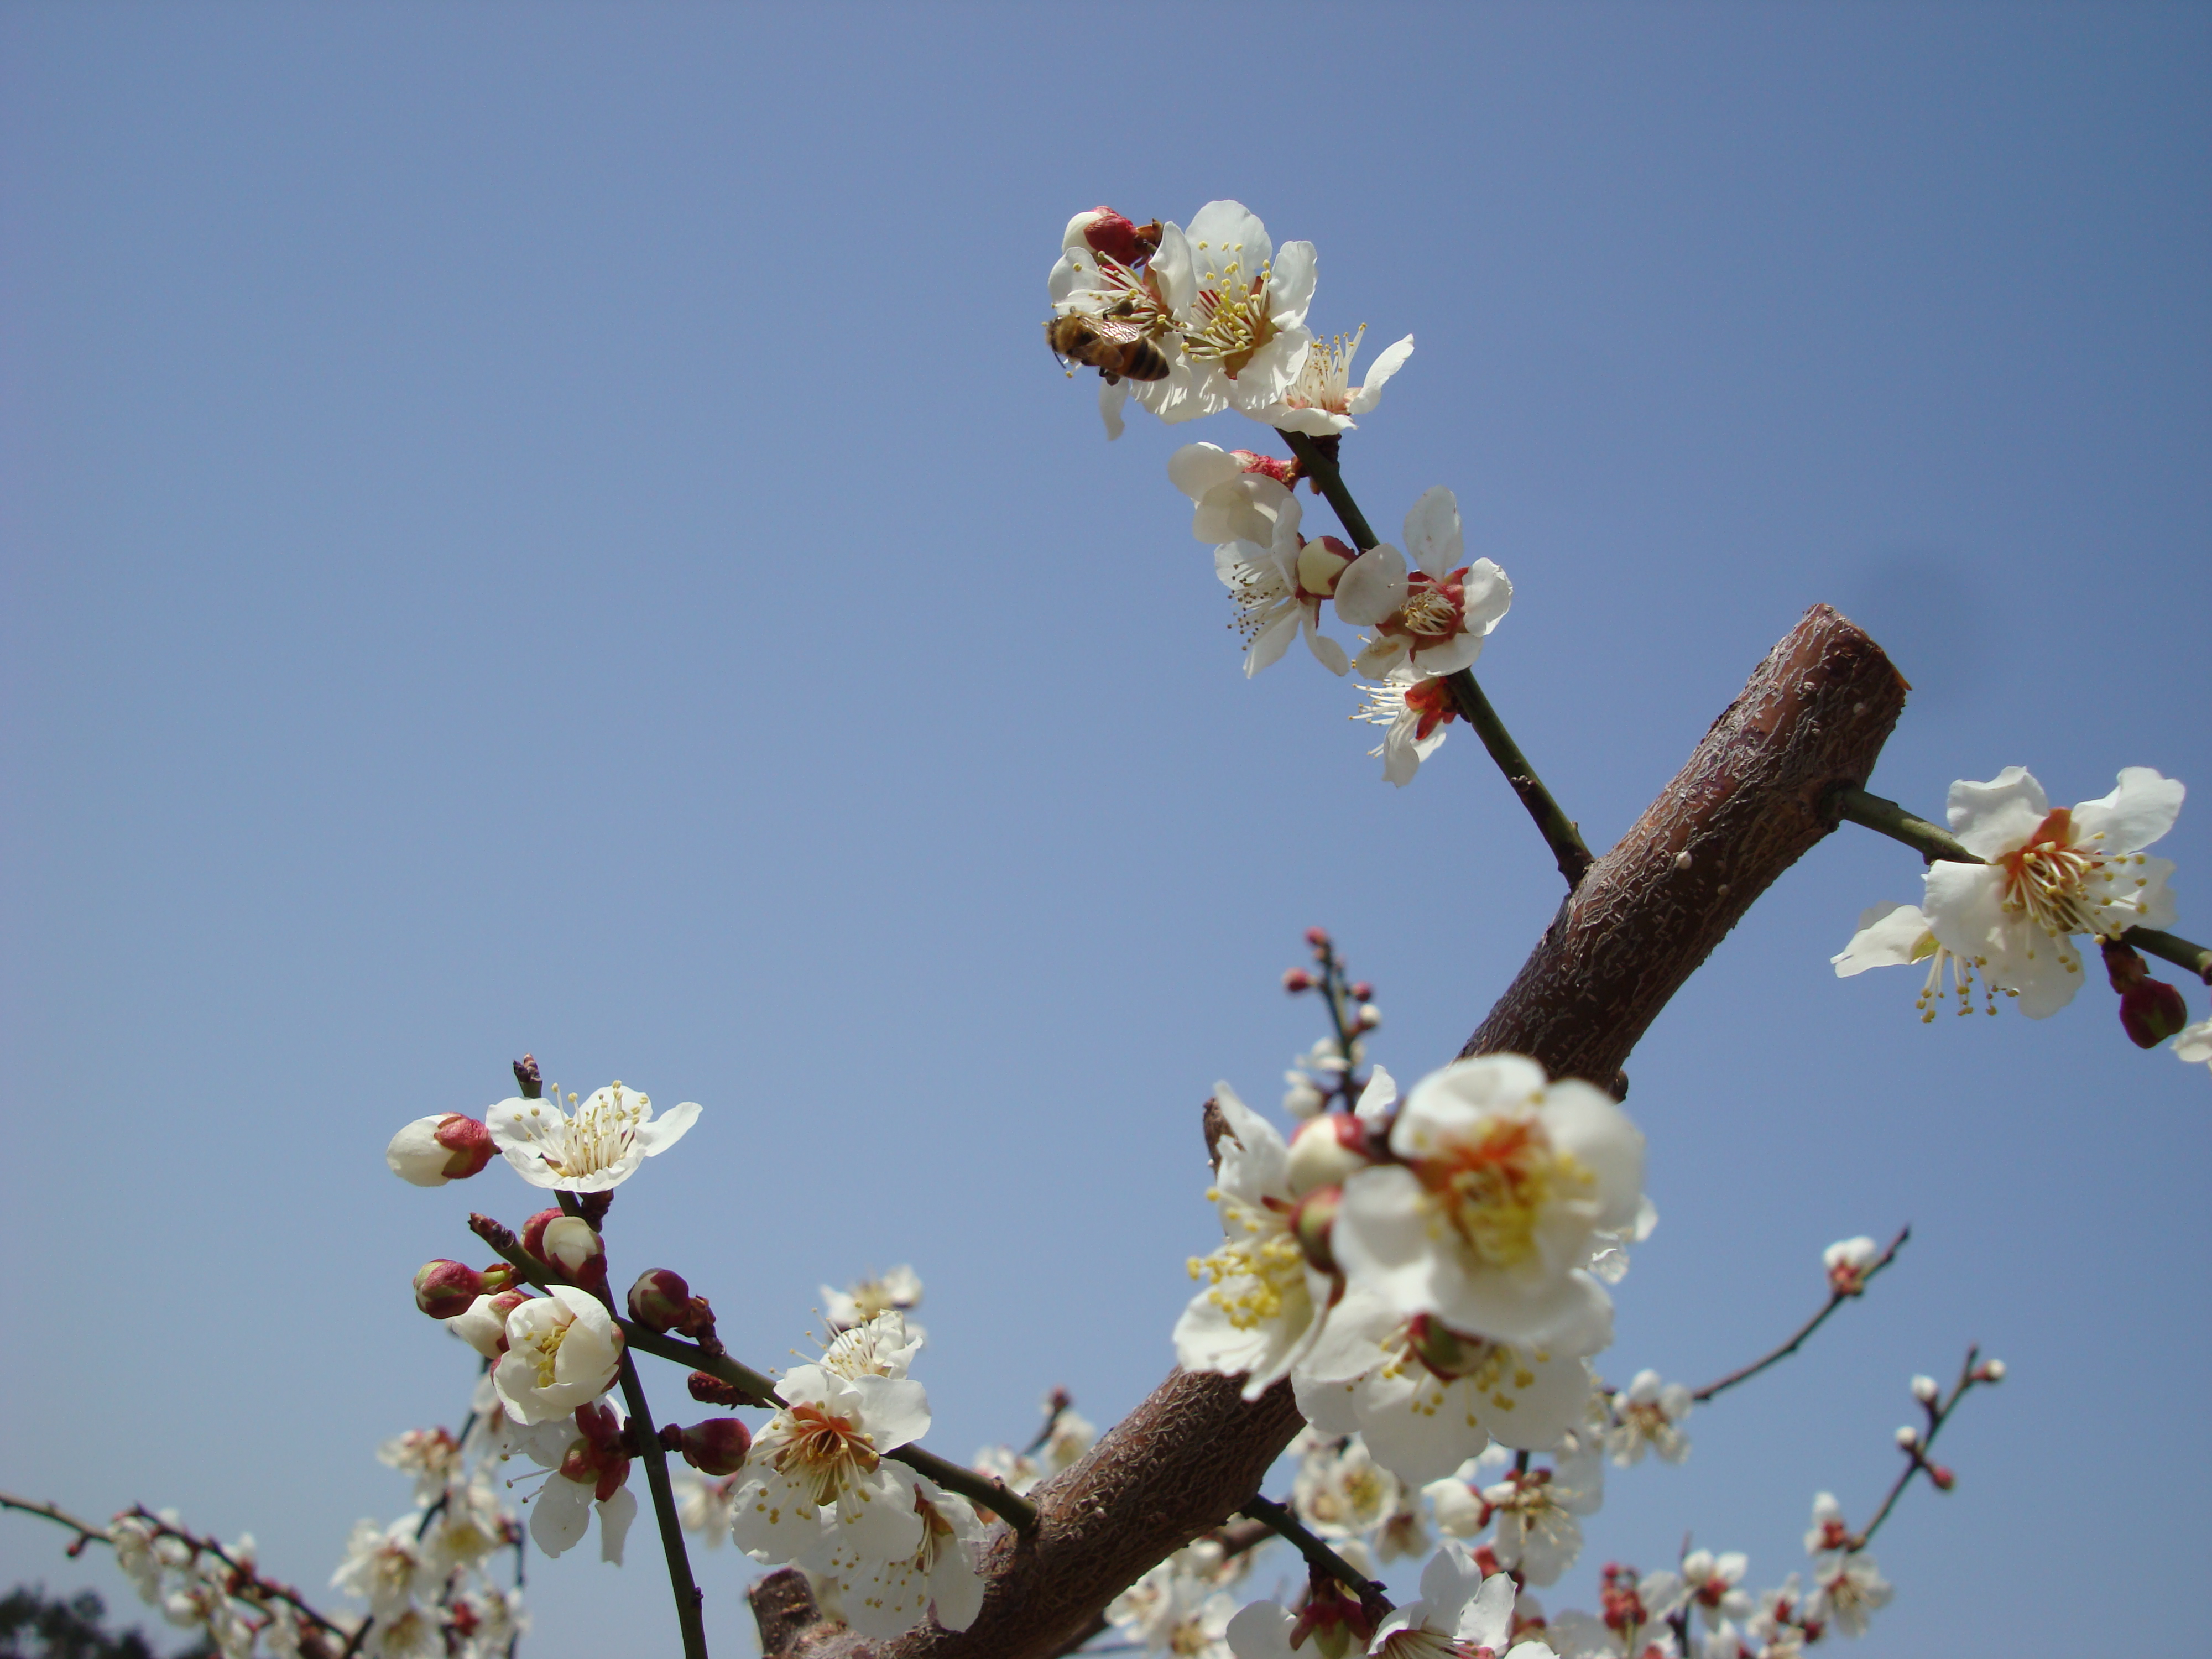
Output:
[
  {"xmin": 432, "ymin": 1114, "xmax": 495, "ymax": 1180},
  {"xmin": 1079, "ymin": 207, "xmax": 1158, "ymax": 267},
  {"xmin": 518, "ymin": 1208, "xmax": 563, "ymax": 1266},
  {"xmin": 413, "ymin": 1259, "xmax": 486, "ymax": 1320}
]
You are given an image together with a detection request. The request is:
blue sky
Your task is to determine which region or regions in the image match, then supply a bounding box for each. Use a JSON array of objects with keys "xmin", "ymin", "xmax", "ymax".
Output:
[{"xmin": 2, "ymin": 5, "xmax": 2206, "ymax": 1655}]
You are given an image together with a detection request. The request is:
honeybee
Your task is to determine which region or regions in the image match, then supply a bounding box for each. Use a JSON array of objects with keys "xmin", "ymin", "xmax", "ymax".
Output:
[{"xmin": 1044, "ymin": 310, "xmax": 1172, "ymax": 383}]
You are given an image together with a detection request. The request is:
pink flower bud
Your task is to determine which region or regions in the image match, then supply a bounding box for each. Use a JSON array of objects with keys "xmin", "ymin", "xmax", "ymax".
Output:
[
  {"xmin": 519, "ymin": 1208, "xmax": 564, "ymax": 1265},
  {"xmin": 385, "ymin": 1113, "xmax": 494, "ymax": 1186},
  {"xmin": 628, "ymin": 1269, "xmax": 693, "ymax": 1333},
  {"xmin": 541, "ymin": 1215, "xmax": 604, "ymax": 1279},
  {"xmin": 1290, "ymin": 1185, "xmax": 1342, "ymax": 1276},
  {"xmin": 1071, "ymin": 206, "xmax": 1159, "ymax": 266},
  {"xmin": 1928, "ymin": 1463, "xmax": 1956, "ymax": 1491},
  {"xmin": 1305, "ymin": 926, "xmax": 1332, "ymax": 951},
  {"xmin": 1282, "ymin": 968, "xmax": 1314, "ymax": 993},
  {"xmin": 662, "ymin": 1418, "xmax": 752, "ymax": 1477},
  {"xmin": 2119, "ymin": 977, "xmax": 2189, "ymax": 1048},
  {"xmin": 1287, "ymin": 1113, "xmax": 1374, "ymax": 1197},
  {"xmin": 1349, "ymin": 981, "xmax": 1374, "ymax": 1003},
  {"xmin": 414, "ymin": 1259, "xmax": 486, "ymax": 1319}
]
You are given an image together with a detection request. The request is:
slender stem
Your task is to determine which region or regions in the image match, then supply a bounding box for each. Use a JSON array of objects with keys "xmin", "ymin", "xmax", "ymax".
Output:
[
  {"xmin": 2125, "ymin": 926, "xmax": 2212, "ymax": 986},
  {"xmin": 469, "ymin": 1210, "xmax": 1040, "ymax": 1534},
  {"xmin": 1277, "ymin": 428, "xmax": 1595, "ymax": 888},
  {"xmin": 1833, "ymin": 788, "xmax": 2211, "ymax": 983},
  {"xmin": 1692, "ymin": 1224, "xmax": 1910, "ymax": 1402},
  {"xmin": 1830, "ymin": 787, "xmax": 1977, "ymax": 864},
  {"xmin": 550, "ymin": 1193, "xmax": 707, "ymax": 1659},
  {"xmin": 617, "ymin": 1350, "xmax": 709, "ymax": 1659},
  {"xmin": 1853, "ymin": 1344, "xmax": 1985, "ymax": 1549},
  {"xmin": 1238, "ymin": 1494, "xmax": 1390, "ymax": 1613},
  {"xmin": 1442, "ymin": 669, "xmax": 1596, "ymax": 886}
]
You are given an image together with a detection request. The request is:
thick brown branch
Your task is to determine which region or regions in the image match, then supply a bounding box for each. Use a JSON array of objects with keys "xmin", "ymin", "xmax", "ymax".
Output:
[
  {"xmin": 1461, "ymin": 604, "xmax": 1908, "ymax": 1083},
  {"xmin": 754, "ymin": 604, "xmax": 1911, "ymax": 1658}
]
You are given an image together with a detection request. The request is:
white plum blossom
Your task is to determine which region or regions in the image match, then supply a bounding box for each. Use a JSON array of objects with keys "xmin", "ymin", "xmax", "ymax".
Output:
[
  {"xmin": 331, "ymin": 1517, "xmax": 432, "ymax": 1620},
  {"xmin": 1296, "ymin": 1286, "xmax": 1597, "ymax": 1486},
  {"xmin": 1333, "ymin": 489, "xmax": 1512, "ymax": 680},
  {"xmin": 1921, "ymin": 766, "xmax": 2184, "ymax": 1016},
  {"xmin": 731, "ymin": 1362, "xmax": 932, "ymax": 1565},
  {"xmin": 1605, "ymin": 1371, "xmax": 1693, "ymax": 1466},
  {"xmin": 1178, "ymin": 199, "xmax": 1317, "ymax": 421},
  {"xmin": 1050, "ymin": 210, "xmax": 1211, "ymax": 439},
  {"xmin": 1462, "ymin": 1449, "xmax": 1606, "ymax": 1587},
  {"xmin": 491, "ymin": 1286, "xmax": 624, "ymax": 1425},
  {"xmin": 821, "ymin": 1308, "xmax": 925, "ymax": 1380},
  {"xmin": 377, "ymin": 1427, "xmax": 462, "ymax": 1505},
  {"xmin": 1830, "ymin": 901, "xmax": 1996, "ymax": 1020},
  {"xmin": 485, "ymin": 1083, "xmax": 700, "ymax": 1193},
  {"xmin": 1171, "ymin": 443, "xmax": 1300, "ymax": 547},
  {"xmin": 1290, "ymin": 1431, "xmax": 1404, "ymax": 1540},
  {"xmin": 419, "ymin": 1478, "xmax": 510, "ymax": 1577},
  {"xmin": 821, "ymin": 1265, "xmax": 924, "ymax": 1336},
  {"xmin": 1809, "ymin": 1547, "xmax": 1892, "ymax": 1639},
  {"xmin": 2174, "ymin": 1018, "xmax": 2212, "ymax": 1075},
  {"xmin": 1679, "ymin": 1550, "xmax": 1754, "ymax": 1629},
  {"xmin": 1212, "ymin": 489, "xmax": 1355, "ymax": 676},
  {"xmin": 808, "ymin": 1477, "xmax": 989, "ymax": 1640},
  {"xmin": 1355, "ymin": 669, "xmax": 1459, "ymax": 786},
  {"xmin": 1284, "ymin": 1034, "xmax": 1365, "ymax": 1118},
  {"xmin": 1176, "ymin": 1083, "xmax": 1336, "ymax": 1400},
  {"xmin": 1820, "ymin": 1241, "xmax": 1880, "ymax": 1298},
  {"xmin": 1803, "ymin": 1491, "xmax": 1853, "ymax": 1557},
  {"xmin": 1334, "ymin": 1055, "xmax": 1643, "ymax": 1354},
  {"xmin": 1259, "ymin": 325, "xmax": 1417, "ymax": 435}
]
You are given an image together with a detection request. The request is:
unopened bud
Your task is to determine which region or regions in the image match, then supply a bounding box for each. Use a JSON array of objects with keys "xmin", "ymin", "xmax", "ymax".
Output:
[
  {"xmin": 1064, "ymin": 206, "xmax": 1157, "ymax": 267},
  {"xmin": 414, "ymin": 1260, "xmax": 486, "ymax": 1320},
  {"xmin": 447, "ymin": 1288, "xmax": 529, "ymax": 1359},
  {"xmin": 1305, "ymin": 926, "xmax": 1332, "ymax": 951},
  {"xmin": 628, "ymin": 1269, "xmax": 693, "ymax": 1333},
  {"xmin": 1355, "ymin": 1003, "xmax": 1383, "ymax": 1031},
  {"xmin": 1974, "ymin": 1358, "xmax": 2006, "ymax": 1384},
  {"xmin": 513, "ymin": 1055, "xmax": 542, "ymax": 1099},
  {"xmin": 1349, "ymin": 981, "xmax": 1374, "ymax": 1003},
  {"xmin": 1910, "ymin": 1374, "xmax": 1939, "ymax": 1404},
  {"xmin": 1287, "ymin": 1113, "xmax": 1373, "ymax": 1197},
  {"xmin": 1895, "ymin": 1425, "xmax": 1920, "ymax": 1450},
  {"xmin": 2120, "ymin": 977, "xmax": 2189, "ymax": 1048},
  {"xmin": 1290, "ymin": 1185, "xmax": 1342, "ymax": 1276},
  {"xmin": 661, "ymin": 1417, "xmax": 752, "ymax": 1477},
  {"xmin": 519, "ymin": 1208, "xmax": 564, "ymax": 1265},
  {"xmin": 542, "ymin": 1217, "xmax": 606, "ymax": 1286},
  {"xmin": 688, "ymin": 1370, "xmax": 743, "ymax": 1407},
  {"xmin": 385, "ymin": 1113, "xmax": 495, "ymax": 1187},
  {"xmin": 1282, "ymin": 968, "xmax": 1314, "ymax": 993},
  {"xmin": 1927, "ymin": 1463, "xmax": 1955, "ymax": 1491}
]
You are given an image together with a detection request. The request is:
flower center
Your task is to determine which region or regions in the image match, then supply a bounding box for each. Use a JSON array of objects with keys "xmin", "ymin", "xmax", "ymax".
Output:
[
  {"xmin": 1997, "ymin": 809, "xmax": 2102, "ymax": 937},
  {"xmin": 1400, "ymin": 586, "xmax": 1460, "ymax": 637},
  {"xmin": 1182, "ymin": 250, "xmax": 1277, "ymax": 378},
  {"xmin": 771, "ymin": 1402, "xmax": 879, "ymax": 1508},
  {"xmin": 1187, "ymin": 1194, "xmax": 1308, "ymax": 1331},
  {"xmin": 1416, "ymin": 1119, "xmax": 1587, "ymax": 1271},
  {"xmin": 1282, "ymin": 326, "xmax": 1365, "ymax": 413},
  {"xmin": 540, "ymin": 1085, "xmax": 646, "ymax": 1179},
  {"xmin": 524, "ymin": 1315, "xmax": 575, "ymax": 1389}
]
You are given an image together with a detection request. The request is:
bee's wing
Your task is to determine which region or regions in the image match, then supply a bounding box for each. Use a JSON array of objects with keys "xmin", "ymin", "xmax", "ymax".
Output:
[{"xmin": 1083, "ymin": 313, "xmax": 1149, "ymax": 346}]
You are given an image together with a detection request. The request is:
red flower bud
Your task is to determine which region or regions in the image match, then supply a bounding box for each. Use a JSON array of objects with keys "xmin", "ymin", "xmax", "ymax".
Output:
[
  {"xmin": 414, "ymin": 1259, "xmax": 486, "ymax": 1320},
  {"xmin": 519, "ymin": 1208, "xmax": 564, "ymax": 1265},
  {"xmin": 1074, "ymin": 206, "xmax": 1160, "ymax": 267},
  {"xmin": 432, "ymin": 1114, "xmax": 495, "ymax": 1179},
  {"xmin": 1305, "ymin": 927, "xmax": 1332, "ymax": 951},
  {"xmin": 628, "ymin": 1269, "xmax": 693, "ymax": 1333},
  {"xmin": 1349, "ymin": 981, "xmax": 1374, "ymax": 1003},
  {"xmin": 1282, "ymin": 968, "xmax": 1314, "ymax": 993},
  {"xmin": 2119, "ymin": 977, "xmax": 2189, "ymax": 1048},
  {"xmin": 662, "ymin": 1417, "xmax": 752, "ymax": 1477},
  {"xmin": 1928, "ymin": 1463, "xmax": 1956, "ymax": 1491}
]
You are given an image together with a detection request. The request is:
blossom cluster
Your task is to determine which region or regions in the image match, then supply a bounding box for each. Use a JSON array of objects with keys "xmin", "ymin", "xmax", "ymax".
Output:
[{"xmin": 1047, "ymin": 201, "xmax": 1505, "ymax": 786}]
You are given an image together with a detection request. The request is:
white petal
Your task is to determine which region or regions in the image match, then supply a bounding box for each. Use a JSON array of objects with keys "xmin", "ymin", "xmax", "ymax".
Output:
[
  {"xmin": 1098, "ymin": 378, "xmax": 1129, "ymax": 441},
  {"xmin": 1348, "ymin": 335, "xmax": 1415, "ymax": 413},
  {"xmin": 1403, "ymin": 488, "xmax": 1464, "ymax": 580},
  {"xmin": 1334, "ymin": 546, "xmax": 1408, "ymax": 625},
  {"xmin": 1225, "ymin": 1601, "xmax": 1301, "ymax": 1659},
  {"xmin": 2070, "ymin": 766, "xmax": 2185, "ymax": 854},
  {"xmin": 597, "ymin": 1486, "xmax": 637, "ymax": 1565},
  {"xmin": 1945, "ymin": 767, "xmax": 2049, "ymax": 858},
  {"xmin": 634, "ymin": 1099, "xmax": 701, "ymax": 1157},
  {"xmin": 1267, "ymin": 241, "xmax": 1317, "ymax": 325},
  {"xmin": 1459, "ymin": 559, "xmax": 1514, "ymax": 636},
  {"xmin": 529, "ymin": 1479, "xmax": 591, "ymax": 1558},
  {"xmin": 1831, "ymin": 901, "xmax": 1935, "ymax": 975},
  {"xmin": 1169, "ymin": 443, "xmax": 1240, "ymax": 507},
  {"xmin": 852, "ymin": 1375, "xmax": 932, "ymax": 1451}
]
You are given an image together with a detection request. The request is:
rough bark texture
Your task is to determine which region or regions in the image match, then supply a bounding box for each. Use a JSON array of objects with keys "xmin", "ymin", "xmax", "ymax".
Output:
[
  {"xmin": 1462, "ymin": 604, "xmax": 1909, "ymax": 1083},
  {"xmin": 754, "ymin": 604, "xmax": 1907, "ymax": 1657}
]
